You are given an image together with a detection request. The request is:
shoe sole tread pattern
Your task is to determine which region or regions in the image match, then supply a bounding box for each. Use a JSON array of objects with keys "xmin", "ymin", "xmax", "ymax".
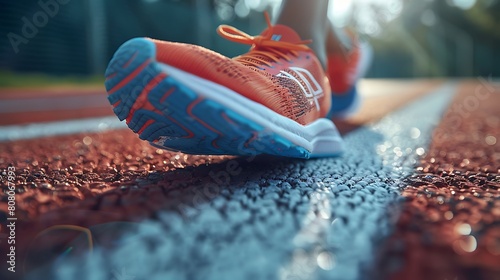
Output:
[{"xmin": 105, "ymin": 38, "xmax": 342, "ymax": 159}]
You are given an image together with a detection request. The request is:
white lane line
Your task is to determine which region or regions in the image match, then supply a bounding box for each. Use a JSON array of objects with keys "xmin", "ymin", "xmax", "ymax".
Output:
[
  {"xmin": 0, "ymin": 95, "xmax": 110, "ymax": 113},
  {"xmin": 0, "ymin": 116, "xmax": 126, "ymax": 142},
  {"xmin": 281, "ymin": 82, "xmax": 457, "ymax": 280}
]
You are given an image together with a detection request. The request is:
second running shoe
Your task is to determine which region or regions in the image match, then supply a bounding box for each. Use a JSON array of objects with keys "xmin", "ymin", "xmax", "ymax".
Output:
[
  {"xmin": 104, "ymin": 14, "xmax": 343, "ymax": 159},
  {"xmin": 327, "ymin": 32, "xmax": 373, "ymax": 118}
]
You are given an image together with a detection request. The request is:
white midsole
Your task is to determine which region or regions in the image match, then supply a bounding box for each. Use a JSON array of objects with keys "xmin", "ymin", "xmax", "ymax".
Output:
[{"xmin": 157, "ymin": 63, "xmax": 342, "ymax": 153}]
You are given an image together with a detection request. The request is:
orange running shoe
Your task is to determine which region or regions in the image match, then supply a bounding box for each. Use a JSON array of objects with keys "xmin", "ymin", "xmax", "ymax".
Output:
[
  {"xmin": 104, "ymin": 14, "xmax": 343, "ymax": 158},
  {"xmin": 327, "ymin": 33, "xmax": 372, "ymax": 118}
]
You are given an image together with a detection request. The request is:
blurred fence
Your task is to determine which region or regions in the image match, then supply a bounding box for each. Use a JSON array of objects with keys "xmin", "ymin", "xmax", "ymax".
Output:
[
  {"xmin": 0, "ymin": 0, "xmax": 499, "ymax": 78},
  {"xmin": 0, "ymin": 0, "xmax": 265, "ymax": 75}
]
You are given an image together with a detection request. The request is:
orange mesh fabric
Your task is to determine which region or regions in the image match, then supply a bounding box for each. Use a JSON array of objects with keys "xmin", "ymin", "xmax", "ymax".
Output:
[{"xmin": 150, "ymin": 20, "xmax": 330, "ymax": 125}]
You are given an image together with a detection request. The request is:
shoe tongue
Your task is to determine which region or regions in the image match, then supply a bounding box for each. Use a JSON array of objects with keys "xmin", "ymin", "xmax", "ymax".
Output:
[{"xmin": 259, "ymin": 24, "xmax": 303, "ymax": 44}]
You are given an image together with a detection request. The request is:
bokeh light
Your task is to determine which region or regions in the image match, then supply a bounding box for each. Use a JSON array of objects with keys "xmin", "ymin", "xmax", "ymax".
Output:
[
  {"xmin": 329, "ymin": 0, "xmax": 403, "ymax": 36},
  {"xmin": 449, "ymin": 0, "xmax": 477, "ymax": 9}
]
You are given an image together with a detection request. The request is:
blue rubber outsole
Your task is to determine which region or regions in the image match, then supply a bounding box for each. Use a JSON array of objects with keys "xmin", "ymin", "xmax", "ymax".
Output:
[{"xmin": 104, "ymin": 38, "xmax": 311, "ymax": 159}]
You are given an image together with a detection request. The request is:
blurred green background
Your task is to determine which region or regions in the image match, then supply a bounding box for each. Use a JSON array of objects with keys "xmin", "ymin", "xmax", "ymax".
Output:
[{"xmin": 0, "ymin": 0, "xmax": 499, "ymax": 87}]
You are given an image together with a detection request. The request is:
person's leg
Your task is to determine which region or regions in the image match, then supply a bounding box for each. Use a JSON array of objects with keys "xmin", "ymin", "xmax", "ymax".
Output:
[
  {"xmin": 276, "ymin": 0, "xmax": 371, "ymax": 117},
  {"xmin": 275, "ymin": 0, "xmax": 329, "ymax": 67},
  {"xmin": 326, "ymin": 23, "xmax": 353, "ymax": 57}
]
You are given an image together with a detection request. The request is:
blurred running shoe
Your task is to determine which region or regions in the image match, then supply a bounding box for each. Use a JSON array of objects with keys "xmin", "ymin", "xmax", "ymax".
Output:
[
  {"xmin": 104, "ymin": 14, "xmax": 343, "ymax": 159},
  {"xmin": 327, "ymin": 33, "xmax": 372, "ymax": 118}
]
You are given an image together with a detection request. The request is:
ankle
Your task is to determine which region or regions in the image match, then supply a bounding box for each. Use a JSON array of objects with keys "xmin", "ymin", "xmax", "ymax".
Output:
[
  {"xmin": 309, "ymin": 35, "xmax": 328, "ymax": 69},
  {"xmin": 275, "ymin": 0, "xmax": 330, "ymax": 68},
  {"xmin": 326, "ymin": 24, "xmax": 354, "ymax": 56}
]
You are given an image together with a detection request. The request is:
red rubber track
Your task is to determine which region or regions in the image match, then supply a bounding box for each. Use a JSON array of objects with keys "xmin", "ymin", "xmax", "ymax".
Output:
[{"xmin": 378, "ymin": 81, "xmax": 500, "ymax": 280}]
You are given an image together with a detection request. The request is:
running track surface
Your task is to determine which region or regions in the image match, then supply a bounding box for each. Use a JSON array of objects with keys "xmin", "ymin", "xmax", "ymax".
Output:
[{"xmin": 0, "ymin": 79, "xmax": 499, "ymax": 280}]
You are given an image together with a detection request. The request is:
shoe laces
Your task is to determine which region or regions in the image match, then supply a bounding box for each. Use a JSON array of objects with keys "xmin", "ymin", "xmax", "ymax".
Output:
[{"xmin": 217, "ymin": 12, "xmax": 312, "ymax": 68}]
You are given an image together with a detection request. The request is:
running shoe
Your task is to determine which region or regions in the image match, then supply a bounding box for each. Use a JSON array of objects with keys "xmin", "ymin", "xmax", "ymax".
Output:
[
  {"xmin": 327, "ymin": 33, "xmax": 372, "ymax": 118},
  {"xmin": 104, "ymin": 14, "xmax": 343, "ymax": 159}
]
